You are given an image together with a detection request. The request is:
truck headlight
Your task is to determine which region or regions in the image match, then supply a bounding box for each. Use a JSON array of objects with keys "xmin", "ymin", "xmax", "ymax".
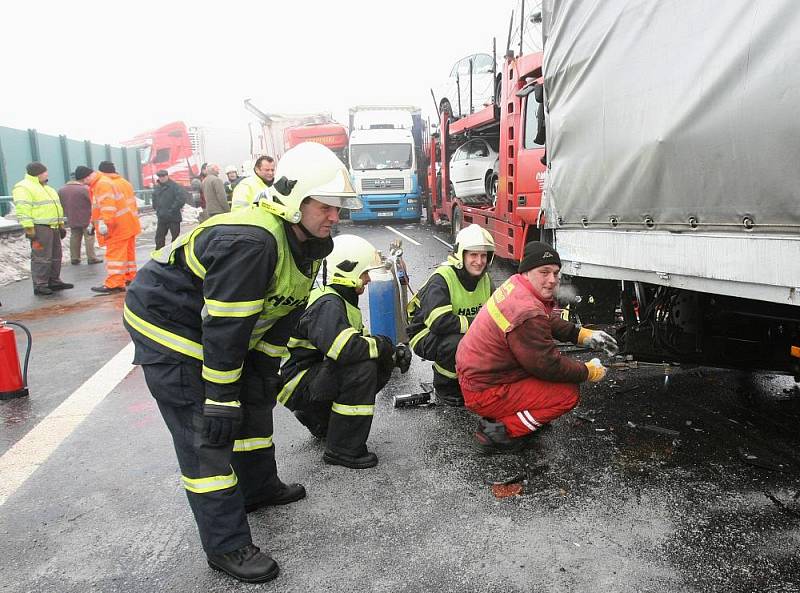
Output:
[{"xmin": 407, "ymin": 199, "xmax": 417, "ymax": 204}]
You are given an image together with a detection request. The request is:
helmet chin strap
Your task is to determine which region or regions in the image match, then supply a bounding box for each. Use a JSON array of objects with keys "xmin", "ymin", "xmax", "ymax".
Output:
[{"xmin": 295, "ymin": 221, "xmax": 313, "ymax": 240}]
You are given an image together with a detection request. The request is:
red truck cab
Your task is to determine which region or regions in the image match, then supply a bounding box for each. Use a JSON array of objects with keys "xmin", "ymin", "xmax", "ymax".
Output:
[{"xmin": 428, "ymin": 52, "xmax": 546, "ymax": 260}]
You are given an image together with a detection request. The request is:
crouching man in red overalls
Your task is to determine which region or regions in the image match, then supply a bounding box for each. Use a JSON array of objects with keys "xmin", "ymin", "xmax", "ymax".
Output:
[{"xmin": 455, "ymin": 241, "xmax": 618, "ymax": 453}]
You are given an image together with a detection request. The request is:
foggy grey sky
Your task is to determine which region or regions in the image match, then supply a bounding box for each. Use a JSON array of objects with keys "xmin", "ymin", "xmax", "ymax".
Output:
[{"xmin": 1, "ymin": 0, "xmax": 524, "ymax": 144}]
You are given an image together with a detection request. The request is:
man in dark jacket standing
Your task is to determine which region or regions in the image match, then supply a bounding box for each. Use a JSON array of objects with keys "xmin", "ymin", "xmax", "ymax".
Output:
[
  {"xmin": 58, "ymin": 175, "xmax": 102, "ymax": 265},
  {"xmin": 151, "ymin": 170, "xmax": 186, "ymax": 249}
]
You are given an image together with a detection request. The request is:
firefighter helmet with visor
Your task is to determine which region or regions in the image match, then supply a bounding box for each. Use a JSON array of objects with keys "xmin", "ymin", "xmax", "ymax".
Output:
[
  {"xmin": 258, "ymin": 142, "xmax": 362, "ymax": 223},
  {"xmin": 323, "ymin": 234, "xmax": 386, "ymax": 289},
  {"xmin": 448, "ymin": 224, "xmax": 495, "ymax": 269}
]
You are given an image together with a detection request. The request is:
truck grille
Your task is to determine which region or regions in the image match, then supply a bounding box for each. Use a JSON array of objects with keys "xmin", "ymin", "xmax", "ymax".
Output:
[{"xmin": 361, "ymin": 177, "xmax": 404, "ymax": 192}]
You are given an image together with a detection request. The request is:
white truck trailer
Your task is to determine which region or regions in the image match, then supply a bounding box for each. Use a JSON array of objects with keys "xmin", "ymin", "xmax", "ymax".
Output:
[{"xmin": 541, "ymin": 0, "xmax": 800, "ymax": 377}]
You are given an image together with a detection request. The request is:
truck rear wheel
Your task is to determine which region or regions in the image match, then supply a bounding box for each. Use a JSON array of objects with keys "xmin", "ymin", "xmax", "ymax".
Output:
[{"xmin": 450, "ymin": 206, "xmax": 463, "ymax": 243}]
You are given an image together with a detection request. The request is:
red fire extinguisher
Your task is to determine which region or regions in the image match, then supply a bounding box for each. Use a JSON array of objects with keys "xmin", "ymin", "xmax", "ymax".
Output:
[{"xmin": 0, "ymin": 317, "xmax": 31, "ymax": 400}]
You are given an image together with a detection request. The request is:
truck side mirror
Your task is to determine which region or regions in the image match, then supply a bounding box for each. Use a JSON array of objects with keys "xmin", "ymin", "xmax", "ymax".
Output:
[{"xmin": 533, "ymin": 83, "xmax": 546, "ymax": 146}]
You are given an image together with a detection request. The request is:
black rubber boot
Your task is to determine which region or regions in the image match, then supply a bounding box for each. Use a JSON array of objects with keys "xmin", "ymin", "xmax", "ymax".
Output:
[
  {"xmin": 245, "ymin": 481, "xmax": 306, "ymax": 513},
  {"xmin": 435, "ymin": 387, "xmax": 464, "ymax": 407},
  {"xmin": 473, "ymin": 418, "xmax": 526, "ymax": 454},
  {"xmin": 207, "ymin": 543, "xmax": 279, "ymax": 583},
  {"xmin": 323, "ymin": 449, "xmax": 378, "ymax": 469},
  {"xmin": 294, "ymin": 410, "xmax": 327, "ymax": 439}
]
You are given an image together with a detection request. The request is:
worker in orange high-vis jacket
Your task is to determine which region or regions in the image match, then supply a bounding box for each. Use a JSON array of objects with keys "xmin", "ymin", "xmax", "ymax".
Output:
[
  {"xmin": 98, "ymin": 161, "xmax": 141, "ymax": 285},
  {"xmin": 74, "ymin": 165, "xmax": 141, "ymax": 294}
]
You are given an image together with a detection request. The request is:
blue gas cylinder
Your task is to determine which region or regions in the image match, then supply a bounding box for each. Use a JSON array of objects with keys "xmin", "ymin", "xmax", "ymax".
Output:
[{"xmin": 368, "ymin": 269, "xmax": 397, "ymax": 343}]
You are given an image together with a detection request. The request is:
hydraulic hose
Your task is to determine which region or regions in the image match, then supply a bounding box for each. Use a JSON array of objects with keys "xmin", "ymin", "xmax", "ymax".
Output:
[{"xmin": 6, "ymin": 321, "xmax": 32, "ymax": 388}]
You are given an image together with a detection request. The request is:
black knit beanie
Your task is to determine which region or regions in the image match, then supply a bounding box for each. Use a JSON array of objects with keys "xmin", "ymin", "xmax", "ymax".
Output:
[
  {"xmin": 518, "ymin": 241, "xmax": 561, "ymax": 274},
  {"xmin": 98, "ymin": 161, "xmax": 116, "ymax": 173},
  {"xmin": 74, "ymin": 165, "xmax": 94, "ymax": 181},
  {"xmin": 26, "ymin": 161, "xmax": 47, "ymax": 176}
]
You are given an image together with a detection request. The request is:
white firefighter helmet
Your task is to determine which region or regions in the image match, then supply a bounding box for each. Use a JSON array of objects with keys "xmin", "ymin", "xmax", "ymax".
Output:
[
  {"xmin": 259, "ymin": 142, "xmax": 362, "ymax": 224},
  {"xmin": 224, "ymin": 165, "xmax": 237, "ymax": 174},
  {"xmin": 448, "ymin": 223, "xmax": 495, "ymax": 269},
  {"xmin": 324, "ymin": 234, "xmax": 385, "ymax": 289}
]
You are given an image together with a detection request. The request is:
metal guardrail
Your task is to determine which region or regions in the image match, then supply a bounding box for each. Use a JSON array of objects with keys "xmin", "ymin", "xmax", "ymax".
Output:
[{"xmin": 0, "ymin": 190, "xmax": 157, "ymax": 236}]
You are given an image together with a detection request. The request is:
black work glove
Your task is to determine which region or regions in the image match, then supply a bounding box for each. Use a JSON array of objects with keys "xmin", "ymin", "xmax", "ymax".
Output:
[
  {"xmin": 374, "ymin": 334, "xmax": 396, "ymax": 367},
  {"xmin": 201, "ymin": 400, "xmax": 242, "ymax": 445},
  {"xmin": 394, "ymin": 343, "xmax": 412, "ymax": 374},
  {"xmin": 58, "ymin": 226, "xmax": 67, "ymax": 240}
]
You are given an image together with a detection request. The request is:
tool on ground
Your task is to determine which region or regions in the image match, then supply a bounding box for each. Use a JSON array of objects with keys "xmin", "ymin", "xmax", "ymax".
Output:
[
  {"xmin": 392, "ymin": 381, "xmax": 435, "ymax": 408},
  {"xmin": 0, "ymin": 312, "xmax": 32, "ymax": 400}
]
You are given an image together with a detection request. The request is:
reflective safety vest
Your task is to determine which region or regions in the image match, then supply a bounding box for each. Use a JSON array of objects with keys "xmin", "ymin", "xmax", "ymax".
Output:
[
  {"xmin": 231, "ymin": 175, "xmax": 268, "ymax": 211},
  {"xmin": 277, "ymin": 286, "xmax": 379, "ymax": 405},
  {"xmin": 11, "ymin": 175, "xmax": 65, "ymax": 228},
  {"xmin": 407, "ymin": 264, "xmax": 491, "ymax": 350},
  {"xmin": 88, "ymin": 173, "xmax": 140, "ymax": 244},
  {"xmin": 123, "ymin": 203, "xmax": 320, "ymax": 384}
]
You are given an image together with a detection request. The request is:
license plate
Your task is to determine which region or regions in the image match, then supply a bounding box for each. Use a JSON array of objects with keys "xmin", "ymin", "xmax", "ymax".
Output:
[{"xmin": 376, "ymin": 212, "xmax": 394, "ymax": 217}]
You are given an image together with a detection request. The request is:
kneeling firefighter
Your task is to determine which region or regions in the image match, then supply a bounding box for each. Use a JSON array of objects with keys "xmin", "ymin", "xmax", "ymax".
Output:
[
  {"xmin": 278, "ymin": 234, "xmax": 412, "ymax": 469},
  {"xmin": 407, "ymin": 224, "xmax": 495, "ymax": 405},
  {"xmin": 123, "ymin": 142, "xmax": 361, "ymax": 583}
]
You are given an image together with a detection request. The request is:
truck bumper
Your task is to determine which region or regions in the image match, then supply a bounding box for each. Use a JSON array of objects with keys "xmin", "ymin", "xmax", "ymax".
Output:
[{"xmin": 350, "ymin": 192, "xmax": 421, "ymax": 221}]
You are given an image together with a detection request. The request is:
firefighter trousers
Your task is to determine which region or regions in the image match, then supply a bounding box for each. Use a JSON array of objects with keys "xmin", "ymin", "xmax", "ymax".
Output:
[
  {"xmin": 412, "ymin": 332, "xmax": 462, "ymax": 398},
  {"xmin": 104, "ymin": 235, "xmax": 137, "ymax": 288},
  {"xmin": 142, "ymin": 353, "xmax": 284, "ymax": 555},
  {"xmin": 461, "ymin": 375, "xmax": 580, "ymax": 438},
  {"xmin": 284, "ymin": 359, "xmax": 392, "ymax": 456}
]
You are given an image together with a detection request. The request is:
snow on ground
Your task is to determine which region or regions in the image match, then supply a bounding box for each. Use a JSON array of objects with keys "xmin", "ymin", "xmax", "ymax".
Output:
[{"xmin": 0, "ymin": 211, "xmax": 161, "ymax": 287}]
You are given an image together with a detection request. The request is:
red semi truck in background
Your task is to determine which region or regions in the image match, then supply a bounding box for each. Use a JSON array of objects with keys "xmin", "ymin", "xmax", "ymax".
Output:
[
  {"xmin": 428, "ymin": 51, "xmax": 547, "ymax": 258},
  {"xmin": 283, "ymin": 122, "xmax": 348, "ymax": 164},
  {"xmin": 123, "ymin": 121, "xmax": 251, "ymax": 188}
]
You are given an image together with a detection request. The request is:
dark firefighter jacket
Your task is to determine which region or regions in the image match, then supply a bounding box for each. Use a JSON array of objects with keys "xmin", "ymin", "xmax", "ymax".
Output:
[
  {"xmin": 123, "ymin": 202, "xmax": 332, "ymax": 403},
  {"xmin": 278, "ymin": 285, "xmax": 392, "ymax": 404},
  {"xmin": 406, "ymin": 263, "xmax": 493, "ymax": 350}
]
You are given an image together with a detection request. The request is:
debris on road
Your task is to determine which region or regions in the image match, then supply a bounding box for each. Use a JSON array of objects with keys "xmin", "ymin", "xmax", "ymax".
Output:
[
  {"xmin": 627, "ymin": 421, "xmax": 681, "ymax": 437},
  {"xmin": 737, "ymin": 447, "xmax": 792, "ymax": 473}
]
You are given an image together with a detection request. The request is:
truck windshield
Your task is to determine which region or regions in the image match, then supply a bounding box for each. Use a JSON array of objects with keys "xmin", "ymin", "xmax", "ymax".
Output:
[{"xmin": 350, "ymin": 144, "xmax": 412, "ymax": 170}]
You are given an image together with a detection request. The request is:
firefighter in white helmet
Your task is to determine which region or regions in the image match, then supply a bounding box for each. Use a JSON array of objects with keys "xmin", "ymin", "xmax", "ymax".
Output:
[
  {"xmin": 123, "ymin": 142, "xmax": 360, "ymax": 583},
  {"xmin": 278, "ymin": 234, "xmax": 412, "ymax": 469},
  {"xmin": 223, "ymin": 165, "xmax": 242, "ymax": 207},
  {"xmin": 407, "ymin": 224, "xmax": 495, "ymax": 406}
]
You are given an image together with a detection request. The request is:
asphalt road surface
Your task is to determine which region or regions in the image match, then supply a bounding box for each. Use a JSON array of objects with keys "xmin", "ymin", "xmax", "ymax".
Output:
[{"xmin": 1, "ymin": 219, "xmax": 798, "ymax": 592}]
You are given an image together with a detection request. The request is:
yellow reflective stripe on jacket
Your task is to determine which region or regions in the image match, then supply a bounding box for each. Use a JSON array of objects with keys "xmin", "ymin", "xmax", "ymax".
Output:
[
  {"xmin": 364, "ymin": 336, "xmax": 379, "ymax": 359},
  {"xmin": 233, "ymin": 436, "xmax": 273, "ymax": 451},
  {"xmin": 331, "ymin": 402, "xmax": 374, "ymax": 416},
  {"xmin": 327, "ymin": 327, "xmax": 359, "ymax": 360},
  {"xmin": 409, "ymin": 327, "xmax": 429, "ymax": 350},
  {"xmin": 458, "ymin": 315, "xmax": 469, "ymax": 334},
  {"xmin": 486, "ymin": 295, "xmax": 511, "ymax": 332},
  {"xmin": 425, "ymin": 305, "xmax": 452, "ymax": 328},
  {"xmin": 433, "ymin": 361, "xmax": 457, "ymax": 379},
  {"xmin": 123, "ymin": 304, "xmax": 203, "ymax": 360},
  {"xmin": 184, "ymin": 232, "xmax": 207, "ymax": 279},
  {"xmin": 287, "ymin": 337, "xmax": 315, "ymax": 350},
  {"xmin": 204, "ymin": 297, "xmax": 264, "ymax": 318},
  {"xmin": 253, "ymin": 341, "xmax": 288, "ymax": 358},
  {"xmin": 202, "ymin": 364, "xmax": 243, "ymax": 384},
  {"xmin": 204, "ymin": 398, "xmax": 241, "ymax": 408},
  {"xmin": 277, "ymin": 369, "xmax": 308, "ymax": 405},
  {"xmin": 181, "ymin": 468, "xmax": 238, "ymax": 493}
]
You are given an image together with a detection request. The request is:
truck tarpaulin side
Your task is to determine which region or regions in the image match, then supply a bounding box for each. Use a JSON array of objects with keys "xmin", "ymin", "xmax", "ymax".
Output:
[{"xmin": 542, "ymin": 0, "xmax": 800, "ymax": 234}]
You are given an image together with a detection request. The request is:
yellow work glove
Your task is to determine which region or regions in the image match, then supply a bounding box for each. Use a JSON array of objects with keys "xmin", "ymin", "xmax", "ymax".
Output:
[{"xmin": 585, "ymin": 358, "xmax": 607, "ymax": 382}]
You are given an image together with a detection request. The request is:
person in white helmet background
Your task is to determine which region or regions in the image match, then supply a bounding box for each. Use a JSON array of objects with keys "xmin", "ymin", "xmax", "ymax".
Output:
[
  {"xmin": 122, "ymin": 142, "xmax": 361, "ymax": 584},
  {"xmin": 278, "ymin": 235, "xmax": 412, "ymax": 469},
  {"xmin": 406, "ymin": 224, "xmax": 495, "ymax": 406},
  {"xmin": 223, "ymin": 164, "xmax": 243, "ymax": 207}
]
